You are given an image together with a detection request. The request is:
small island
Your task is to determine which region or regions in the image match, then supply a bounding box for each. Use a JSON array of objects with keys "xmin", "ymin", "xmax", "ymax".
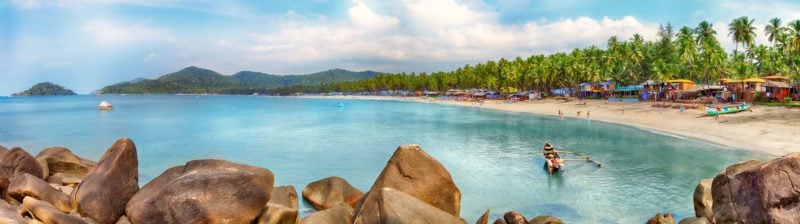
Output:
[{"xmin": 12, "ymin": 82, "xmax": 77, "ymax": 96}]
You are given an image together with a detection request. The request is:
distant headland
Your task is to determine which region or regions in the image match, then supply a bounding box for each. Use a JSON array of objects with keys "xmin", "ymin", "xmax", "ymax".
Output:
[{"xmin": 12, "ymin": 82, "xmax": 77, "ymax": 97}]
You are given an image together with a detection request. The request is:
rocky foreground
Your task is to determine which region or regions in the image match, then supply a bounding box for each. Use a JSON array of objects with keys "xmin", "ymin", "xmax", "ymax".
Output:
[{"xmin": 0, "ymin": 138, "xmax": 797, "ymax": 224}]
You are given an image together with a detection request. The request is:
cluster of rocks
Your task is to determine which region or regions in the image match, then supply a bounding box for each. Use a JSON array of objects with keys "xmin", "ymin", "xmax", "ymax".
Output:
[
  {"xmin": 0, "ymin": 140, "xmax": 560, "ymax": 224},
  {"xmin": 649, "ymin": 152, "xmax": 800, "ymax": 224}
]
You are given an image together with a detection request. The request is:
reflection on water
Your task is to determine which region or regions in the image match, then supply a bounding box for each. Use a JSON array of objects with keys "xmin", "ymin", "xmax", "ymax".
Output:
[{"xmin": 0, "ymin": 95, "xmax": 772, "ymax": 223}]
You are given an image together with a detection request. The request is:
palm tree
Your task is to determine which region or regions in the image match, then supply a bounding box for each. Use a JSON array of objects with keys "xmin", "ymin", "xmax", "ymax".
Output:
[
  {"xmin": 788, "ymin": 19, "xmax": 800, "ymax": 54},
  {"xmin": 695, "ymin": 21, "xmax": 717, "ymax": 44},
  {"xmin": 676, "ymin": 26, "xmax": 697, "ymax": 79},
  {"xmin": 728, "ymin": 16, "xmax": 756, "ymax": 57},
  {"xmin": 765, "ymin": 18, "xmax": 785, "ymax": 47}
]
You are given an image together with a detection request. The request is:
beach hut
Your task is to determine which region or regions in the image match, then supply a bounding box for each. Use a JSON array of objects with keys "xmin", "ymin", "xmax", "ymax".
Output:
[
  {"xmin": 792, "ymin": 83, "xmax": 800, "ymax": 100},
  {"xmin": 743, "ymin": 78, "xmax": 765, "ymax": 91},
  {"xmin": 664, "ymin": 79, "xmax": 695, "ymax": 90},
  {"xmin": 762, "ymin": 81, "xmax": 791, "ymax": 102},
  {"xmin": 423, "ymin": 90, "xmax": 439, "ymax": 96},
  {"xmin": 761, "ymin": 75, "xmax": 790, "ymax": 83}
]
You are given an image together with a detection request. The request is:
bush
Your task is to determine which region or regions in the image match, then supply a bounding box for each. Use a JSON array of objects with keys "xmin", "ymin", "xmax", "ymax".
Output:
[{"xmin": 785, "ymin": 97, "xmax": 793, "ymax": 103}]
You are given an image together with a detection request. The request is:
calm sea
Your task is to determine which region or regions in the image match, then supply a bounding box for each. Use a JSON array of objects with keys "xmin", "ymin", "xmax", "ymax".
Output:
[{"xmin": 0, "ymin": 95, "xmax": 771, "ymax": 223}]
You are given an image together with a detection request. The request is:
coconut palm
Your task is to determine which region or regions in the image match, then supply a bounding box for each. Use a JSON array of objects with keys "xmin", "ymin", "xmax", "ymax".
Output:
[
  {"xmin": 765, "ymin": 18, "xmax": 785, "ymax": 47},
  {"xmin": 728, "ymin": 16, "xmax": 757, "ymax": 57}
]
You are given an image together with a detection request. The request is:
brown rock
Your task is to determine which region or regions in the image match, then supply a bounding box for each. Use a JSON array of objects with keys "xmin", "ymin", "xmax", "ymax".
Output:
[
  {"xmin": 22, "ymin": 197, "xmax": 93, "ymax": 224},
  {"xmin": 115, "ymin": 216, "xmax": 131, "ymax": 224},
  {"xmin": 0, "ymin": 200, "xmax": 28, "ymax": 224},
  {"xmin": 677, "ymin": 217, "xmax": 711, "ymax": 224},
  {"xmin": 302, "ymin": 176, "xmax": 363, "ymax": 210},
  {"xmin": 256, "ymin": 203, "xmax": 298, "ymax": 224},
  {"xmin": 5, "ymin": 173, "xmax": 71, "ymax": 213},
  {"xmin": 302, "ymin": 204, "xmax": 354, "ymax": 224},
  {"xmin": 502, "ymin": 211, "xmax": 526, "ymax": 224},
  {"xmin": 492, "ymin": 218, "xmax": 507, "ymax": 224},
  {"xmin": 646, "ymin": 213, "xmax": 675, "ymax": 224},
  {"xmin": 47, "ymin": 173, "xmax": 83, "ymax": 186},
  {"xmin": 35, "ymin": 147, "xmax": 97, "ymax": 177},
  {"xmin": 71, "ymin": 138, "xmax": 139, "ymax": 224},
  {"xmin": 475, "ymin": 209, "xmax": 490, "ymax": 224},
  {"xmin": 355, "ymin": 145, "xmax": 461, "ymax": 217},
  {"xmin": 0, "ymin": 148, "xmax": 44, "ymax": 190},
  {"xmin": 528, "ymin": 215, "xmax": 563, "ymax": 224},
  {"xmin": 692, "ymin": 179, "xmax": 713, "ymax": 220},
  {"xmin": 353, "ymin": 188, "xmax": 463, "ymax": 224},
  {"xmin": 712, "ymin": 155, "xmax": 800, "ymax": 223},
  {"xmin": 125, "ymin": 159, "xmax": 274, "ymax": 224},
  {"xmin": 271, "ymin": 185, "xmax": 299, "ymax": 209}
]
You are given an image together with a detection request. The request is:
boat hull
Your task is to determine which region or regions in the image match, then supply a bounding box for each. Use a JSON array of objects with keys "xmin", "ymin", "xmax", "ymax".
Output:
[{"xmin": 706, "ymin": 104, "xmax": 747, "ymax": 115}]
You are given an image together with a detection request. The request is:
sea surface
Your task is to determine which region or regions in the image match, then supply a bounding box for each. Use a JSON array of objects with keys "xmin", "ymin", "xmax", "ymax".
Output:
[{"xmin": 0, "ymin": 95, "xmax": 772, "ymax": 223}]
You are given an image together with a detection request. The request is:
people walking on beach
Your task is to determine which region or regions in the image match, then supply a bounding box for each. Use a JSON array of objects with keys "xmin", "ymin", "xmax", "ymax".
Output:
[
  {"xmin": 576, "ymin": 110, "xmax": 581, "ymax": 117},
  {"xmin": 587, "ymin": 110, "xmax": 590, "ymax": 119}
]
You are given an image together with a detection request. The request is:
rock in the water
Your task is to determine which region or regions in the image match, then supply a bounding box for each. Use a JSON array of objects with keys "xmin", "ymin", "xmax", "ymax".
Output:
[
  {"xmin": 0, "ymin": 200, "xmax": 28, "ymax": 224},
  {"xmin": 528, "ymin": 215, "xmax": 563, "ymax": 224},
  {"xmin": 302, "ymin": 204, "xmax": 354, "ymax": 224},
  {"xmin": 677, "ymin": 217, "xmax": 711, "ymax": 224},
  {"xmin": 353, "ymin": 187, "xmax": 463, "ymax": 224},
  {"xmin": 6, "ymin": 173, "xmax": 72, "ymax": 212},
  {"xmin": 712, "ymin": 154, "xmax": 800, "ymax": 223},
  {"xmin": 71, "ymin": 138, "xmax": 139, "ymax": 224},
  {"xmin": 36, "ymin": 147, "xmax": 97, "ymax": 177},
  {"xmin": 492, "ymin": 218, "xmax": 507, "ymax": 224},
  {"xmin": 256, "ymin": 203, "xmax": 298, "ymax": 224},
  {"xmin": 47, "ymin": 173, "xmax": 83, "ymax": 186},
  {"xmin": 271, "ymin": 185, "xmax": 299, "ymax": 209},
  {"xmin": 355, "ymin": 145, "xmax": 461, "ymax": 217},
  {"xmin": 23, "ymin": 197, "xmax": 93, "ymax": 224},
  {"xmin": 475, "ymin": 209, "xmax": 490, "ymax": 224},
  {"xmin": 692, "ymin": 179, "xmax": 713, "ymax": 220},
  {"xmin": 256, "ymin": 185, "xmax": 299, "ymax": 224},
  {"xmin": 126, "ymin": 159, "xmax": 274, "ymax": 224},
  {"xmin": 0, "ymin": 148, "xmax": 44, "ymax": 189},
  {"xmin": 502, "ymin": 211, "xmax": 526, "ymax": 224},
  {"xmin": 115, "ymin": 216, "xmax": 131, "ymax": 224},
  {"xmin": 646, "ymin": 213, "xmax": 675, "ymax": 224},
  {"xmin": 302, "ymin": 176, "xmax": 363, "ymax": 210}
]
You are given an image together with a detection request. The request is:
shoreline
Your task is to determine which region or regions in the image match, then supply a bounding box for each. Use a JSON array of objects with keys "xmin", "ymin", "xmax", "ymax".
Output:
[{"xmin": 298, "ymin": 95, "xmax": 800, "ymax": 157}]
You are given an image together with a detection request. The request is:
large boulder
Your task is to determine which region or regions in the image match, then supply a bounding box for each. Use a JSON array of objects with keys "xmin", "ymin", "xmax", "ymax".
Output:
[
  {"xmin": 302, "ymin": 204, "xmax": 354, "ymax": 224},
  {"xmin": 528, "ymin": 215, "xmax": 563, "ymax": 224},
  {"xmin": 646, "ymin": 213, "xmax": 675, "ymax": 224},
  {"xmin": 71, "ymin": 138, "xmax": 139, "ymax": 224},
  {"xmin": 475, "ymin": 209, "xmax": 490, "ymax": 224},
  {"xmin": 6, "ymin": 173, "xmax": 71, "ymax": 212},
  {"xmin": 47, "ymin": 173, "xmax": 83, "ymax": 186},
  {"xmin": 0, "ymin": 200, "xmax": 28, "ymax": 224},
  {"xmin": 712, "ymin": 154, "xmax": 800, "ymax": 223},
  {"xmin": 692, "ymin": 179, "xmax": 713, "ymax": 220},
  {"xmin": 125, "ymin": 159, "xmax": 274, "ymax": 224},
  {"xmin": 256, "ymin": 185, "xmax": 299, "ymax": 224},
  {"xmin": 35, "ymin": 147, "xmax": 96, "ymax": 177},
  {"xmin": 302, "ymin": 176, "xmax": 363, "ymax": 210},
  {"xmin": 502, "ymin": 211, "xmax": 526, "ymax": 224},
  {"xmin": 0, "ymin": 148, "xmax": 44, "ymax": 190},
  {"xmin": 677, "ymin": 217, "xmax": 711, "ymax": 224},
  {"xmin": 22, "ymin": 197, "xmax": 93, "ymax": 224},
  {"xmin": 353, "ymin": 188, "xmax": 463, "ymax": 224},
  {"xmin": 355, "ymin": 145, "xmax": 461, "ymax": 217}
]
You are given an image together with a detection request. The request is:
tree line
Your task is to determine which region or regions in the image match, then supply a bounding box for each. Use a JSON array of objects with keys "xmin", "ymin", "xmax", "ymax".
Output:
[{"xmin": 268, "ymin": 17, "xmax": 800, "ymax": 95}]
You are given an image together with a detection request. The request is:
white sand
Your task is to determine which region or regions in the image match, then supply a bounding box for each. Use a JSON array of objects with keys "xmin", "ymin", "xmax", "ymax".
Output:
[{"xmin": 300, "ymin": 95, "xmax": 800, "ymax": 156}]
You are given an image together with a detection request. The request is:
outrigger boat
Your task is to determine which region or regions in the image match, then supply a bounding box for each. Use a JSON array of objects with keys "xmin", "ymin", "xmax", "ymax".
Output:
[
  {"xmin": 705, "ymin": 103, "xmax": 748, "ymax": 116},
  {"xmin": 542, "ymin": 142, "xmax": 602, "ymax": 174}
]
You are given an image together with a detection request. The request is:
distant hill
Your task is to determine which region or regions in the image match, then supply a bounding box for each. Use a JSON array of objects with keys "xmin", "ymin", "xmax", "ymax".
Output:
[
  {"xmin": 99, "ymin": 66, "xmax": 380, "ymax": 94},
  {"xmin": 12, "ymin": 82, "xmax": 77, "ymax": 96}
]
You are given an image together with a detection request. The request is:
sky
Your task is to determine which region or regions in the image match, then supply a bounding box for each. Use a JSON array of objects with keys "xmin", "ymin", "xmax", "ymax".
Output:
[{"xmin": 2, "ymin": 0, "xmax": 800, "ymax": 95}]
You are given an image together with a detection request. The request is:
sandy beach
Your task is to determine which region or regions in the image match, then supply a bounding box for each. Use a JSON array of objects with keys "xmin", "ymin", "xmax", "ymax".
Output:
[{"xmin": 302, "ymin": 95, "xmax": 800, "ymax": 156}]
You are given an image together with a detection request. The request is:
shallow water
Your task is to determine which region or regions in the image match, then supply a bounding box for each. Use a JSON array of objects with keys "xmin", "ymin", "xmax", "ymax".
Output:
[{"xmin": 0, "ymin": 95, "xmax": 772, "ymax": 223}]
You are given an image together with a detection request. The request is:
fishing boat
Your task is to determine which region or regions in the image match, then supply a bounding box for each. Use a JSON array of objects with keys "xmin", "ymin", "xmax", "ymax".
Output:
[
  {"xmin": 705, "ymin": 103, "xmax": 748, "ymax": 115},
  {"xmin": 541, "ymin": 142, "xmax": 602, "ymax": 174}
]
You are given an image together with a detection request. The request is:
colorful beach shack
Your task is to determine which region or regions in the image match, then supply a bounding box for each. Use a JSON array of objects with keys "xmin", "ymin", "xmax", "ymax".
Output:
[{"xmin": 762, "ymin": 81, "xmax": 791, "ymax": 102}]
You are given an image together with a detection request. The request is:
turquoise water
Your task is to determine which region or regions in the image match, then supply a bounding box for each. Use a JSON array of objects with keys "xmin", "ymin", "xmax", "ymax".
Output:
[{"xmin": 0, "ymin": 95, "xmax": 772, "ymax": 223}]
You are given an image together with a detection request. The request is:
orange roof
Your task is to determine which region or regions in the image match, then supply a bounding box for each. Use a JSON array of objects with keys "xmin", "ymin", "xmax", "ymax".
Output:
[
  {"xmin": 665, "ymin": 79, "xmax": 694, "ymax": 84},
  {"xmin": 742, "ymin": 78, "xmax": 765, "ymax": 83},
  {"xmin": 761, "ymin": 75, "xmax": 790, "ymax": 80}
]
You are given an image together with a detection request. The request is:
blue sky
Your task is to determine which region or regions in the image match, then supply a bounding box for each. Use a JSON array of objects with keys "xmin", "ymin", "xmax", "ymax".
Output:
[{"xmin": 2, "ymin": 0, "xmax": 799, "ymax": 95}]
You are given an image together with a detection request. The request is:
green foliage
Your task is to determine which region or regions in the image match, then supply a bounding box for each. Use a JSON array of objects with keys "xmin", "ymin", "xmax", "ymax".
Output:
[
  {"xmin": 785, "ymin": 97, "xmax": 793, "ymax": 103},
  {"xmin": 13, "ymin": 82, "xmax": 76, "ymax": 96},
  {"xmin": 100, "ymin": 67, "xmax": 379, "ymax": 94}
]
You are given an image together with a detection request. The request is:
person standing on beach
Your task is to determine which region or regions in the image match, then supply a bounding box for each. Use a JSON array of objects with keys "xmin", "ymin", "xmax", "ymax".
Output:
[
  {"xmin": 587, "ymin": 110, "xmax": 591, "ymax": 119},
  {"xmin": 576, "ymin": 110, "xmax": 581, "ymax": 117}
]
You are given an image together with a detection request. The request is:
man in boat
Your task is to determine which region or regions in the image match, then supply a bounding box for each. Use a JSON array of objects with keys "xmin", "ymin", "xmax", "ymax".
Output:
[{"xmin": 543, "ymin": 143, "xmax": 564, "ymax": 174}]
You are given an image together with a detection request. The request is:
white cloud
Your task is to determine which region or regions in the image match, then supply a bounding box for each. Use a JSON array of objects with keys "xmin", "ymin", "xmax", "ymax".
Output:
[{"xmin": 82, "ymin": 20, "xmax": 175, "ymax": 44}]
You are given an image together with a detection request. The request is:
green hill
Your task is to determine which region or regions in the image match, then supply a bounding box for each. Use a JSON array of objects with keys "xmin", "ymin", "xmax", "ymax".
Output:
[
  {"xmin": 99, "ymin": 66, "xmax": 379, "ymax": 94},
  {"xmin": 13, "ymin": 82, "xmax": 77, "ymax": 96}
]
